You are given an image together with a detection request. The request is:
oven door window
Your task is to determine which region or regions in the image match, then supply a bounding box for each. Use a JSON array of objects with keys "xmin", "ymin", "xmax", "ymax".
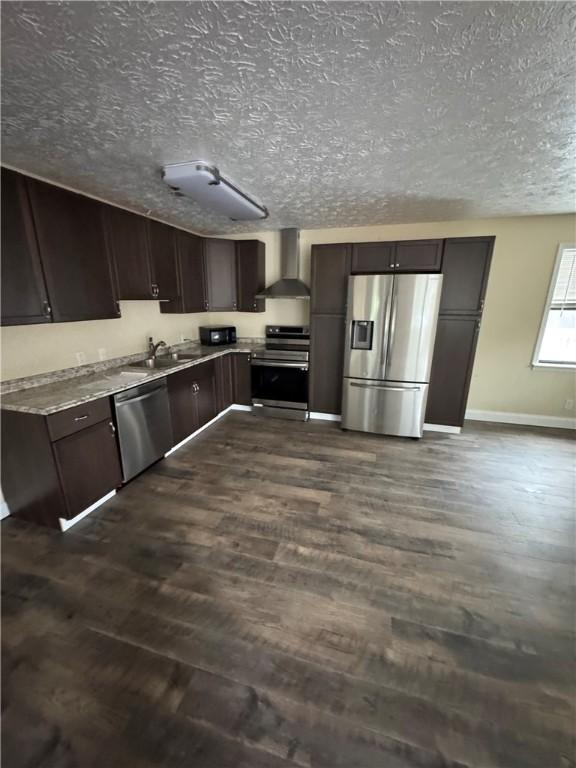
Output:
[{"xmin": 251, "ymin": 364, "xmax": 308, "ymax": 406}]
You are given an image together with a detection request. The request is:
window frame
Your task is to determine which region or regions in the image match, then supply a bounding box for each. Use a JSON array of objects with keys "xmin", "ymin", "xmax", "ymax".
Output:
[{"xmin": 532, "ymin": 242, "xmax": 576, "ymax": 370}]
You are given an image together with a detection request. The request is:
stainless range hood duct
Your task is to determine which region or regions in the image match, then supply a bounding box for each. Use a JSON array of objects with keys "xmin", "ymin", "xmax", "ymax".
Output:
[{"xmin": 255, "ymin": 228, "xmax": 310, "ymax": 299}]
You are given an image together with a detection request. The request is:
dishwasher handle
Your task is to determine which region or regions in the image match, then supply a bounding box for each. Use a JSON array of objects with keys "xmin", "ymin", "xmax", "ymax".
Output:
[{"xmin": 114, "ymin": 381, "xmax": 166, "ymax": 405}]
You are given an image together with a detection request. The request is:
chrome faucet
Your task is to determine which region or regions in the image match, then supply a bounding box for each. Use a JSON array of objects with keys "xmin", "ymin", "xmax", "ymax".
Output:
[{"xmin": 147, "ymin": 337, "xmax": 168, "ymax": 359}]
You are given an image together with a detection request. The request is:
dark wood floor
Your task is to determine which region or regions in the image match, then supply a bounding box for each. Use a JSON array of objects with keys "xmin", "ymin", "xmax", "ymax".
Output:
[{"xmin": 2, "ymin": 413, "xmax": 575, "ymax": 768}]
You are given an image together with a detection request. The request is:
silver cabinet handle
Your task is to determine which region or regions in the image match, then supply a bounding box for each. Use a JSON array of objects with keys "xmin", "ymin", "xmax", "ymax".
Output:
[
  {"xmin": 74, "ymin": 414, "xmax": 89, "ymax": 421},
  {"xmin": 109, "ymin": 421, "xmax": 116, "ymax": 435},
  {"xmin": 350, "ymin": 382, "xmax": 421, "ymax": 392},
  {"xmin": 43, "ymin": 301, "xmax": 52, "ymax": 317}
]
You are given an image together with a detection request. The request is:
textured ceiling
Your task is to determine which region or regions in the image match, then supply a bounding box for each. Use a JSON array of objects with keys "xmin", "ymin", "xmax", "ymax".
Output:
[{"xmin": 2, "ymin": 1, "xmax": 575, "ymax": 235}]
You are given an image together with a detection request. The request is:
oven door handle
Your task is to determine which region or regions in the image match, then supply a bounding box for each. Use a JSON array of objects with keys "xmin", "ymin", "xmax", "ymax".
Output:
[{"xmin": 251, "ymin": 360, "xmax": 309, "ymax": 370}]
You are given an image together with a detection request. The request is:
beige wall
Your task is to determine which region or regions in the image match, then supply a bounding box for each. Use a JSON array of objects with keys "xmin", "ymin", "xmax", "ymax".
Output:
[
  {"xmin": 2, "ymin": 214, "xmax": 575, "ymax": 420},
  {"xmin": 0, "ymin": 303, "xmax": 212, "ymax": 380}
]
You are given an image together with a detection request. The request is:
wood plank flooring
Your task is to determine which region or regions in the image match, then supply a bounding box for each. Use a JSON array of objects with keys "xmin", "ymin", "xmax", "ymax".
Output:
[{"xmin": 2, "ymin": 412, "xmax": 575, "ymax": 768}]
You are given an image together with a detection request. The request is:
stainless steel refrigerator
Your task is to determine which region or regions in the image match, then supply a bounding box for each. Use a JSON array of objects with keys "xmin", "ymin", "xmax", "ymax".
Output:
[{"xmin": 341, "ymin": 273, "xmax": 443, "ymax": 438}]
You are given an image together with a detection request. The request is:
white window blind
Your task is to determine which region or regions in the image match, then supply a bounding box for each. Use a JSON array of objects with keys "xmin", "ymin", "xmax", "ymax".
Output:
[
  {"xmin": 533, "ymin": 244, "xmax": 576, "ymax": 368},
  {"xmin": 550, "ymin": 246, "xmax": 576, "ymax": 310}
]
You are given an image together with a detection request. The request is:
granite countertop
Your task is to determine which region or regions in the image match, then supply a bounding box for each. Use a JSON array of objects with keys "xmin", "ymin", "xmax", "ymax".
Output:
[{"xmin": 1, "ymin": 342, "xmax": 263, "ymax": 416}]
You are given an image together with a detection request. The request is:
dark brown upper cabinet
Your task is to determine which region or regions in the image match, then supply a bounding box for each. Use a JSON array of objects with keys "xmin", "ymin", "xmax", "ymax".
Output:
[
  {"xmin": 439, "ymin": 237, "xmax": 494, "ymax": 315},
  {"xmin": 147, "ymin": 219, "xmax": 180, "ymax": 302},
  {"xmin": 161, "ymin": 230, "xmax": 206, "ymax": 314},
  {"xmin": 351, "ymin": 242, "xmax": 395, "ymax": 274},
  {"xmin": 425, "ymin": 315, "xmax": 481, "ymax": 427},
  {"xmin": 104, "ymin": 206, "xmax": 156, "ymax": 299},
  {"xmin": 236, "ymin": 239, "xmax": 266, "ymax": 313},
  {"xmin": 311, "ymin": 244, "xmax": 352, "ymax": 314},
  {"xmin": 1, "ymin": 168, "xmax": 52, "ymax": 326},
  {"xmin": 204, "ymin": 238, "xmax": 237, "ymax": 311},
  {"xmin": 27, "ymin": 178, "xmax": 119, "ymax": 322},
  {"xmin": 309, "ymin": 313, "xmax": 347, "ymax": 414},
  {"xmin": 395, "ymin": 239, "xmax": 443, "ymax": 272}
]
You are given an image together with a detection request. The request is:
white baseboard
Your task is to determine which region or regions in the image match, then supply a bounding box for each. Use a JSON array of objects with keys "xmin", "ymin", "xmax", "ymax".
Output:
[
  {"xmin": 165, "ymin": 403, "xmax": 253, "ymax": 457},
  {"xmin": 423, "ymin": 423, "xmax": 461, "ymax": 434},
  {"xmin": 465, "ymin": 409, "xmax": 576, "ymax": 430},
  {"xmin": 308, "ymin": 413, "xmax": 461, "ymax": 435},
  {"xmin": 59, "ymin": 490, "xmax": 116, "ymax": 531},
  {"xmin": 309, "ymin": 412, "xmax": 342, "ymax": 421}
]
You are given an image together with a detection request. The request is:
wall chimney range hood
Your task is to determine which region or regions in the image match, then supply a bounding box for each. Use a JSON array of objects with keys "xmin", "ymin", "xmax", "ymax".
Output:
[{"xmin": 256, "ymin": 229, "xmax": 310, "ymax": 300}]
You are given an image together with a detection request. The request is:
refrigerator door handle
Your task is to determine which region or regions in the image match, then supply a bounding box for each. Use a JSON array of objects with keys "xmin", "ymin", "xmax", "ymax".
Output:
[
  {"xmin": 350, "ymin": 382, "xmax": 422, "ymax": 392},
  {"xmin": 381, "ymin": 281, "xmax": 393, "ymax": 375},
  {"xmin": 385, "ymin": 284, "xmax": 398, "ymax": 378}
]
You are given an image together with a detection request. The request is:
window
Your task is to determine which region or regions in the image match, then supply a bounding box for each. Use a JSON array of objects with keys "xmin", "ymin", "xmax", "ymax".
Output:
[{"xmin": 533, "ymin": 243, "xmax": 576, "ymax": 368}]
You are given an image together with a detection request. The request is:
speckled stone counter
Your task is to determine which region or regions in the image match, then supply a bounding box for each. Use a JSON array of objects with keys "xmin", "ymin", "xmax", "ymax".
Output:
[{"xmin": 1, "ymin": 340, "xmax": 264, "ymax": 415}]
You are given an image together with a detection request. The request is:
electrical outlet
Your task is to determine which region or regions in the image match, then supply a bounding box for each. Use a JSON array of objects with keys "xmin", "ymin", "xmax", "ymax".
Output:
[
  {"xmin": 564, "ymin": 398, "xmax": 574, "ymax": 411},
  {"xmin": 75, "ymin": 351, "xmax": 86, "ymax": 365},
  {"xmin": 98, "ymin": 348, "xmax": 107, "ymax": 361}
]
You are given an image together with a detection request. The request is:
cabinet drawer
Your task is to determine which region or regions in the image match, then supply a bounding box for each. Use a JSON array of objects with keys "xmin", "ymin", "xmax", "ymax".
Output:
[{"xmin": 47, "ymin": 397, "xmax": 112, "ymax": 441}]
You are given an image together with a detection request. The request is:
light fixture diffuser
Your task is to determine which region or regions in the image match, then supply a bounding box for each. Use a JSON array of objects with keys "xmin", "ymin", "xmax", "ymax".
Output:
[{"xmin": 161, "ymin": 161, "xmax": 268, "ymax": 221}]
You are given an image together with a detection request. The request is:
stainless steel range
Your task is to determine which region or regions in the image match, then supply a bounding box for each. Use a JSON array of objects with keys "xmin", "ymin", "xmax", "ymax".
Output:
[{"xmin": 251, "ymin": 325, "xmax": 309, "ymax": 420}]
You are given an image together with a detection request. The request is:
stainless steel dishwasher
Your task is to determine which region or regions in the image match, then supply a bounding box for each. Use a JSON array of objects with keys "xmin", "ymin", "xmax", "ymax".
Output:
[{"xmin": 113, "ymin": 379, "xmax": 173, "ymax": 483}]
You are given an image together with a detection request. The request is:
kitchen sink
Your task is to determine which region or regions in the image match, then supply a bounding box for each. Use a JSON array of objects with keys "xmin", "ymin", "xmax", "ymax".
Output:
[
  {"xmin": 129, "ymin": 357, "xmax": 183, "ymax": 369},
  {"xmin": 167, "ymin": 352, "xmax": 202, "ymax": 361}
]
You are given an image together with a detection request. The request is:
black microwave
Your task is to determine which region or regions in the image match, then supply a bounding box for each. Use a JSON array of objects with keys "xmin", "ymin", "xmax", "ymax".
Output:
[{"xmin": 199, "ymin": 325, "xmax": 237, "ymax": 346}]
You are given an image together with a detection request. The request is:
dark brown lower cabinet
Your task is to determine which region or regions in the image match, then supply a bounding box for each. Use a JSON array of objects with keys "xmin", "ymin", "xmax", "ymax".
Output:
[
  {"xmin": 52, "ymin": 419, "xmax": 122, "ymax": 519},
  {"xmin": 1, "ymin": 397, "xmax": 122, "ymax": 529},
  {"xmin": 168, "ymin": 360, "xmax": 217, "ymax": 446},
  {"xmin": 195, "ymin": 361, "xmax": 217, "ymax": 427},
  {"xmin": 309, "ymin": 314, "xmax": 346, "ymax": 414},
  {"xmin": 215, "ymin": 354, "xmax": 234, "ymax": 412},
  {"xmin": 425, "ymin": 316, "xmax": 481, "ymax": 427},
  {"xmin": 232, "ymin": 353, "xmax": 252, "ymax": 406}
]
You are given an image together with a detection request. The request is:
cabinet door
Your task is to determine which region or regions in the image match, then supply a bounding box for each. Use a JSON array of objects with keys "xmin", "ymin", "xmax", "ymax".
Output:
[
  {"xmin": 395, "ymin": 240, "xmax": 443, "ymax": 272},
  {"xmin": 351, "ymin": 242, "xmax": 395, "ymax": 274},
  {"xmin": 27, "ymin": 179, "xmax": 119, "ymax": 322},
  {"xmin": 53, "ymin": 419, "xmax": 122, "ymax": 519},
  {"xmin": 1, "ymin": 169, "xmax": 51, "ymax": 326},
  {"xmin": 310, "ymin": 314, "xmax": 346, "ymax": 414},
  {"xmin": 167, "ymin": 367, "xmax": 200, "ymax": 445},
  {"xmin": 205, "ymin": 238, "xmax": 237, "ymax": 311},
  {"xmin": 148, "ymin": 219, "xmax": 179, "ymax": 301},
  {"xmin": 215, "ymin": 354, "xmax": 234, "ymax": 412},
  {"xmin": 236, "ymin": 240, "xmax": 265, "ymax": 312},
  {"xmin": 162, "ymin": 231, "xmax": 207, "ymax": 314},
  {"xmin": 440, "ymin": 237, "xmax": 494, "ymax": 314},
  {"xmin": 194, "ymin": 361, "xmax": 217, "ymax": 428},
  {"xmin": 105, "ymin": 206, "xmax": 154, "ymax": 299},
  {"xmin": 425, "ymin": 316, "xmax": 480, "ymax": 427},
  {"xmin": 232, "ymin": 353, "xmax": 252, "ymax": 405},
  {"xmin": 311, "ymin": 244, "xmax": 351, "ymax": 314}
]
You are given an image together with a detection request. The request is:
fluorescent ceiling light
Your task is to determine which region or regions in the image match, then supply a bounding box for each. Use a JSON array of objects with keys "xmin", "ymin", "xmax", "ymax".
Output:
[{"xmin": 161, "ymin": 161, "xmax": 268, "ymax": 221}]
